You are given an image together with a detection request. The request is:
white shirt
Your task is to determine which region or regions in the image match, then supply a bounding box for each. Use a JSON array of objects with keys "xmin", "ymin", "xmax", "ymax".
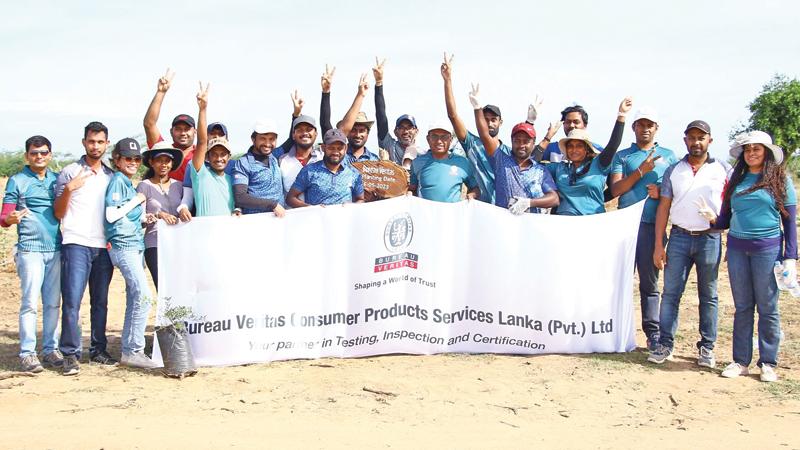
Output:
[
  {"xmin": 56, "ymin": 157, "xmax": 113, "ymax": 248},
  {"xmin": 661, "ymin": 156, "xmax": 730, "ymax": 231},
  {"xmin": 279, "ymin": 144, "xmax": 323, "ymax": 197}
]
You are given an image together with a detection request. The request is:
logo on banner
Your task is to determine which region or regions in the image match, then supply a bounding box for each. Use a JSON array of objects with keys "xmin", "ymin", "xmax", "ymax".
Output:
[{"xmin": 375, "ymin": 212, "xmax": 419, "ymax": 272}]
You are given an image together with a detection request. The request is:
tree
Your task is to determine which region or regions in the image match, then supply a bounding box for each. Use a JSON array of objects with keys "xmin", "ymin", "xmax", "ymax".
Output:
[{"xmin": 733, "ymin": 74, "xmax": 800, "ymax": 165}]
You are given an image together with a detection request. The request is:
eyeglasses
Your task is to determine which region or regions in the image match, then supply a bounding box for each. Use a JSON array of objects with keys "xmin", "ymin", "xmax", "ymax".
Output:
[
  {"xmin": 120, "ymin": 156, "xmax": 142, "ymax": 163},
  {"xmin": 428, "ymin": 133, "xmax": 451, "ymax": 142},
  {"xmin": 28, "ymin": 150, "xmax": 51, "ymax": 156}
]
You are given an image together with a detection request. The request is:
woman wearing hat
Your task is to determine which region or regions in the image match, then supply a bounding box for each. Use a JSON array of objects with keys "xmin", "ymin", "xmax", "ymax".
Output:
[
  {"xmin": 104, "ymin": 138, "xmax": 158, "ymax": 369},
  {"xmin": 547, "ymin": 98, "xmax": 632, "ymax": 215},
  {"xmin": 136, "ymin": 142, "xmax": 184, "ymax": 290},
  {"xmin": 710, "ymin": 131, "xmax": 796, "ymax": 382}
]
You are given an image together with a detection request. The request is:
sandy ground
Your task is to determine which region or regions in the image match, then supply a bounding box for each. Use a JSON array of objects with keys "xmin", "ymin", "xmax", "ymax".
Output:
[{"xmin": 0, "ymin": 233, "xmax": 798, "ymax": 449}]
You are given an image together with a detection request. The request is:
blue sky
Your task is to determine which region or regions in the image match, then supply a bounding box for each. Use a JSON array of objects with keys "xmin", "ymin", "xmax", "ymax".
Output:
[{"xmin": 2, "ymin": 0, "xmax": 799, "ymax": 159}]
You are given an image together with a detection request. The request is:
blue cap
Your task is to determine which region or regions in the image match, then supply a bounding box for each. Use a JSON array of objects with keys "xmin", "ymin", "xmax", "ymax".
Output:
[
  {"xmin": 207, "ymin": 122, "xmax": 228, "ymax": 137},
  {"xmin": 395, "ymin": 114, "xmax": 417, "ymax": 128}
]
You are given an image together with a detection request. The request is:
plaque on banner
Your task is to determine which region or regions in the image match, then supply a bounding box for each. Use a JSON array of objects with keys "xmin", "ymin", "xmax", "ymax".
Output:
[{"xmin": 352, "ymin": 160, "xmax": 409, "ymax": 201}]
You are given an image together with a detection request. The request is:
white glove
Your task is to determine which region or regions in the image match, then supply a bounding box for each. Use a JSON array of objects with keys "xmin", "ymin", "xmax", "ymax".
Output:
[
  {"xmin": 508, "ymin": 196, "xmax": 530, "ymax": 215},
  {"xmin": 527, "ymin": 95, "xmax": 543, "ymax": 123},
  {"xmin": 783, "ymin": 259, "xmax": 797, "ymax": 285},
  {"xmin": 469, "ymin": 83, "xmax": 482, "ymax": 110},
  {"xmin": 694, "ymin": 197, "xmax": 716, "ymax": 222}
]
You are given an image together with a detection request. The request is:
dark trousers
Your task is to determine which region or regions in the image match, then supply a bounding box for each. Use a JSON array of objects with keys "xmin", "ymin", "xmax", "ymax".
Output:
[
  {"xmin": 636, "ymin": 222, "xmax": 663, "ymax": 341},
  {"xmin": 144, "ymin": 247, "xmax": 158, "ymax": 291},
  {"xmin": 59, "ymin": 244, "xmax": 114, "ymax": 357}
]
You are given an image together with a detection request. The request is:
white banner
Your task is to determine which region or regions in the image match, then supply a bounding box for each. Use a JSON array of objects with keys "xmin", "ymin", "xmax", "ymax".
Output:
[{"xmin": 153, "ymin": 197, "xmax": 644, "ymax": 367}]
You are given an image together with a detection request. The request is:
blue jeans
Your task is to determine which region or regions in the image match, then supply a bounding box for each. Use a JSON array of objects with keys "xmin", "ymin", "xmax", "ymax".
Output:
[
  {"xmin": 109, "ymin": 248, "xmax": 152, "ymax": 355},
  {"xmin": 727, "ymin": 245, "xmax": 781, "ymax": 367},
  {"xmin": 60, "ymin": 244, "xmax": 114, "ymax": 357},
  {"xmin": 636, "ymin": 222, "xmax": 664, "ymax": 341},
  {"xmin": 658, "ymin": 229, "xmax": 721, "ymax": 350},
  {"xmin": 16, "ymin": 250, "xmax": 61, "ymax": 357}
]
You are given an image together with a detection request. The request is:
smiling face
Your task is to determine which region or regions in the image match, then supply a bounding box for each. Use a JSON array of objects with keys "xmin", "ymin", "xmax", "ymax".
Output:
[
  {"xmin": 82, "ymin": 130, "xmax": 108, "ymax": 162},
  {"xmin": 426, "ymin": 129, "xmax": 452, "ymax": 157},
  {"xmin": 395, "ymin": 120, "xmax": 418, "ymax": 146},
  {"xmin": 150, "ymin": 154, "xmax": 174, "ymax": 179},
  {"xmin": 683, "ymin": 128, "xmax": 713, "ymax": 158},
  {"xmin": 25, "ymin": 144, "xmax": 52, "ymax": 171},
  {"xmin": 348, "ymin": 124, "xmax": 370, "ymax": 150},
  {"xmin": 293, "ymin": 123, "xmax": 317, "ymax": 150},
  {"xmin": 563, "ymin": 112, "xmax": 586, "ymax": 135},
  {"xmin": 114, "ymin": 154, "xmax": 142, "ymax": 177},
  {"xmin": 252, "ymin": 133, "xmax": 278, "ymax": 157},
  {"xmin": 742, "ymin": 143, "xmax": 766, "ymax": 171},
  {"xmin": 633, "ymin": 119, "xmax": 658, "ymax": 147},
  {"xmin": 170, "ymin": 122, "xmax": 195, "ymax": 149},
  {"xmin": 484, "ymin": 112, "xmax": 502, "ymax": 138},
  {"xmin": 323, "ymin": 141, "xmax": 346, "ymax": 166},
  {"xmin": 565, "ymin": 139, "xmax": 591, "ymax": 163},
  {"xmin": 207, "ymin": 146, "xmax": 230, "ymax": 173},
  {"xmin": 511, "ymin": 132, "xmax": 535, "ymax": 161}
]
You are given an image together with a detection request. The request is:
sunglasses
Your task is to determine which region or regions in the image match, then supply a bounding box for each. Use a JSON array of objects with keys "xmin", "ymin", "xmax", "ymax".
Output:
[
  {"xmin": 119, "ymin": 156, "xmax": 142, "ymax": 163},
  {"xmin": 28, "ymin": 150, "xmax": 51, "ymax": 156}
]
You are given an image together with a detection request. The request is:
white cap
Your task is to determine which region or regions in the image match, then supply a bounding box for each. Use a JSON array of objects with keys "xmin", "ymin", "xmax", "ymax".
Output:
[
  {"xmin": 252, "ymin": 120, "xmax": 279, "ymax": 135},
  {"xmin": 427, "ymin": 120, "xmax": 452, "ymax": 135},
  {"xmin": 632, "ymin": 107, "xmax": 659, "ymax": 125}
]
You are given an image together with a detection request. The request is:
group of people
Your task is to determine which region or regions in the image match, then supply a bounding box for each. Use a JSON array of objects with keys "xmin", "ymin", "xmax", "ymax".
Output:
[{"xmin": 3, "ymin": 55, "xmax": 795, "ymax": 382}]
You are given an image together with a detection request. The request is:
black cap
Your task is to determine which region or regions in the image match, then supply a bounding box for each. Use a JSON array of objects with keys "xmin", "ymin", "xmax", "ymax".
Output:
[
  {"xmin": 114, "ymin": 138, "xmax": 142, "ymax": 157},
  {"xmin": 483, "ymin": 104, "xmax": 502, "ymax": 118},
  {"xmin": 172, "ymin": 114, "xmax": 196, "ymax": 128},
  {"xmin": 684, "ymin": 120, "xmax": 711, "ymax": 135}
]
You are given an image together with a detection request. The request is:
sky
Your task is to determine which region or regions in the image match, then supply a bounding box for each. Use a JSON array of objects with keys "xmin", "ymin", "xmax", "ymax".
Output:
[{"xmin": 2, "ymin": 0, "xmax": 799, "ymax": 160}]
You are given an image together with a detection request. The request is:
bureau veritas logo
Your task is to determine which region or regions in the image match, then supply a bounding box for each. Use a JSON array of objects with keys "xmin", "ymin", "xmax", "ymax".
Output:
[{"xmin": 374, "ymin": 212, "xmax": 419, "ymax": 272}]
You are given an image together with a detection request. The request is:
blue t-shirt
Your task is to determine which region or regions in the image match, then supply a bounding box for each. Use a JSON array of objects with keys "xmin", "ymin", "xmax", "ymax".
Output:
[
  {"xmin": 542, "ymin": 140, "xmax": 604, "ymax": 162},
  {"xmin": 612, "ymin": 144, "xmax": 679, "ymax": 223},
  {"xmin": 547, "ymin": 157, "xmax": 613, "ymax": 216},
  {"xmin": 189, "ymin": 164, "xmax": 234, "ymax": 217},
  {"xmin": 183, "ymin": 160, "xmax": 235, "ymax": 188},
  {"xmin": 410, "ymin": 151, "xmax": 478, "ymax": 203},
  {"xmin": 3, "ymin": 166, "xmax": 61, "ymax": 252},
  {"xmin": 291, "ymin": 161, "xmax": 365, "ymax": 205},
  {"xmin": 730, "ymin": 174, "xmax": 797, "ymax": 240},
  {"xmin": 460, "ymin": 132, "xmax": 496, "ymax": 204},
  {"xmin": 343, "ymin": 146, "xmax": 380, "ymax": 166},
  {"xmin": 231, "ymin": 151, "xmax": 284, "ymax": 214},
  {"xmin": 104, "ymin": 172, "xmax": 144, "ymax": 250},
  {"xmin": 490, "ymin": 144, "xmax": 556, "ymax": 213}
]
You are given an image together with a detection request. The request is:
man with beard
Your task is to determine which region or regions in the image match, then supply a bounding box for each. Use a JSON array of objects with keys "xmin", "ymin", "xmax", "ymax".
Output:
[
  {"xmin": 472, "ymin": 106, "xmax": 559, "ymax": 214},
  {"xmin": 409, "ymin": 121, "xmax": 479, "ymax": 203},
  {"xmin": 281, "ymin": 74, "xmax": 370, "ymax": 198},
  {"xmin": 649, "ymin": 120, "xmax": 729, "ymax": 369},
  {"xmin": 285, "ymin": 129, "xmax": 365, "ymax": 207},
  {"xmin": 373, "ymin": 59, "xmax": 419, "ymax": 165},
  {"xmin": 143, "ymin": 68, "xmax": 197, "ymax": 182},
  {"xmin": 54, "ymin": 122, "xmax": 116, "ymax": 374},
  {"xmin": 610, "ymin": 107, "xmax": 678, "ymax": 351},
  {"xmin": 231, "ymin": 120, "xmax": 286, "ymax": 217}
]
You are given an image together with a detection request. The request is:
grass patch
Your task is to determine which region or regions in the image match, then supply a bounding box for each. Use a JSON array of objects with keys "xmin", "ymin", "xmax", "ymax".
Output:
[{"xmin": 762, "ymin": 378, "xmax": 800, "ymax": 400}]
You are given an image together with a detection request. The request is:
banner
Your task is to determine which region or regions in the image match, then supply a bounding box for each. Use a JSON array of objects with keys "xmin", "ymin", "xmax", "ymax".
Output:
[{"xmin": 154, "ymin": 197, "xmax": 644, "ymax": 367}]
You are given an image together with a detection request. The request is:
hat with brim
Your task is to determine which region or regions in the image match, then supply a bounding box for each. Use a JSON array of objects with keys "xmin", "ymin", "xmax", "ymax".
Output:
[
  {"xmin": 207, "ymin": 137, "xmax": 232, "ymax": 154},
  {"xmin": 143, "ymin": 141, "xmax": 184, "ymax": 169},
  {"xmin": 558, "ymin": 129, "xmax": 598, "ymax": 155},
  {"xmin": 354, "ymin": 111, "xmax": 375, "ymax": 128},
  {"xmin": 729, "ymin": 130, "xmax": 783, "ymax": 165}
]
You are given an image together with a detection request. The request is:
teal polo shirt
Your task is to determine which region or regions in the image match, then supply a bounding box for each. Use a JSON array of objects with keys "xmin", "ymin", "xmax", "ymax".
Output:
[
  {"xmin": 104, "ymin": 171, "xmax": 144, "ymax": 250},
  {"xmin": 190, "ymin": 163, "xmax": 234, "ymax": 217},
  {"xmin": 612, "ymin": 143, "xmax": 679, "ymax": 223},
  {"xmin": 3, "ymin": 166, "xmax": 61, "ymax": 252},
  {"xmin": 547, "ymin": 157, "xmax": 613, "ymax": 216},
  {"xmin": 730, "ymin": 174, "xmax": 797, "ymax": 240},
  {"xmin": 410, "ymin": 151, "xmax": 478, "ymax": 203}
]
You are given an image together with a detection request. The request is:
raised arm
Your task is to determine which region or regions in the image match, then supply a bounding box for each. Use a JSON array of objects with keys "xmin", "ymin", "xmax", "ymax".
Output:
[
  {"xmin": 470, "ymin": 83, "xmax": 499, "ymax": 156},
  {"xmin": 533, "ymin": 121, "xmax": 562, "ymax": 162},
  {"xmin": 143, "ymin": 68, "xmax": 174, "ymax": 146},
  {"xmin": 320, "ymin": 65, "xmax": 334, "ymax": 135},
  {"xmin": 598, "ymin": 97, "xmax": 632, "ymax": 168},
  {"xmin": 373, "ymin": 58, "xmax": 389, "ymax": 141},
  {"xmin": 338, "ymin": 74, "xmax": 369, "ymax": 135},
  {"xmin": 278, "ymin": 91, "xmax": 304, "ymax": 152},
  {"xmin": 192, "ymin": 82, "xmax": 210, "ymax": 172},
  {"xmin": 441, "ymin": 53, "xmax": 468, "ymax": 142}
]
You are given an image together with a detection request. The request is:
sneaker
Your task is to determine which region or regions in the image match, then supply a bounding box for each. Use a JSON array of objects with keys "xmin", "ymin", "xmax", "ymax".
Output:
[
  {"xmin": 89, "ymin": 350, "xmax": 119, "ymax": 366},
  {"xmin": 41, "ymin": 350, "xmax": 64, "ymax": 368},
  {"xmin": 698, "ymin": 346, "xmax": 716, "ymax": 369},
  {"xmin": 760, "ymin": 364, "xmax": 778, "ymax": 383},
  {"xmin": 646, "ymin": 337, "xmax": 659, "ymax": 352},
  {"xmin": 647, "ymin": 344, "xmax": 674, "ymax": 364},
  {"xmin": 20, "ymin": 354, "xmax": 44, "ymax": 373},
  {"xmin": 721, "ymin": 362, "xmax": 749, "ymax": 378},
  {"xmin": 62, "ymin": 355, "xmax": 80, "ymax": 376},
  {"xmin": 120, "ymin": 352, "xmax": 158, "ymax": 369}
]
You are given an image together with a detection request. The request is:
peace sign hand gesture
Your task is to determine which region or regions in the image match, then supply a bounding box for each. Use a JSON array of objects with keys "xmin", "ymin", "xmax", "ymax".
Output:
[
  {"xmin": 358, "ymin": 73, "xmax": 369, "ymax": 97},
  {"xmin": 372, "ymin": 57, "xmax": 386, "ymax": 86},
  {"xmin": 637, "ymin": 148, "xmax": 662, "ymax": 176},
  {"xmin": 440, "ymin": 52, "xmax": 455, "ymax": 81},
  {"xmin": 321, "ymin": 64, "xmax": 335, "ymax": 93},
  {"xmin": 469, "ymin": 83, "xmax": 482, "ymax": 110},
  {"xmin": 290, "ymin": 90, "xmax": 304, "ymax": 116},
  {"xmin": 196, "ymin": 81, "xmax": 210, "ymax": 110},
  {"xmin": 527, "ymin": 94, "xmax": 544, "ymax": 123},
  {"xmin": 694, "ymin": 197, "xmax": 717, "ymax": 222},
  {"xmin": 157, "ymin": 68, "xmax": 175, "ymax": 93}
]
